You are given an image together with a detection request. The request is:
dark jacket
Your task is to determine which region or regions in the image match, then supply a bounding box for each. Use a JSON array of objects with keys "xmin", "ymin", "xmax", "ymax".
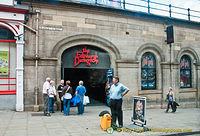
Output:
[
  {"xmin": 62, "ymin": 85, "xmax": 73, "ymax": 95},
  {"xmin": 172, "ymin": 101, "xmax": 180, "ymax": 112}
]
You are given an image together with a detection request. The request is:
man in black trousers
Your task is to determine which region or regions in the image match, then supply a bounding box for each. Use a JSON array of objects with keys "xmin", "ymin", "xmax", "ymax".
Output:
[
  {"xmin": 57, "ymin": 80, "xmax": 64, "ymax": 112},
  {"xmin": 109, "ymin": 76, "xmax": 129, "ymax": 129}
]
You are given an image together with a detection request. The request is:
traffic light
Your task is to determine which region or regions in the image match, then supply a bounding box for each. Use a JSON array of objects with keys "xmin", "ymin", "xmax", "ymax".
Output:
[{"xmin": 165, "ymin": 25, "xmax": 174, "ymax": 44}]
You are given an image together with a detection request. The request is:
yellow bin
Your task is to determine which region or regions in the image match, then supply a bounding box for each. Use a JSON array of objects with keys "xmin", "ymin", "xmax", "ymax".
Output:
[{"xmin": 100, "ymin": 113, "xmax": 112, "ymax": 131}]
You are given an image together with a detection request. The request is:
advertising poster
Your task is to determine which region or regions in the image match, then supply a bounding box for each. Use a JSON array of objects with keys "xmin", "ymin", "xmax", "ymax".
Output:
[
  {"xmin": 132, "ymin": 96, "xmax": 146, "ymax": 124},
  {"xmin": 97, "ymin": 0, "xmax": 121, "ymax": 8},
  {"xmin": 60, "ymin": 0, "xmax": 121, "ymax": 8},
  {"xmin": 0, "ymin": 51, "xmax": 9, "ymax": 75}
]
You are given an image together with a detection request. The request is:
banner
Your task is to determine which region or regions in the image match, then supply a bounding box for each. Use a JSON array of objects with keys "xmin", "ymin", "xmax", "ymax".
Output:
[
  {"xmin": 97, "ymin": 0, "xmax": 121, "ymax": 8},
  {"xmin": 60, "ymin": 0, "xmax": 121, "ymax": 8},
  {"xmin": 132, "ymin": 96, "xmax": 146, "ymax": 125},
  {"xmin": 0, "ymin": 51, "xmax": 9, "ymax": 75}
]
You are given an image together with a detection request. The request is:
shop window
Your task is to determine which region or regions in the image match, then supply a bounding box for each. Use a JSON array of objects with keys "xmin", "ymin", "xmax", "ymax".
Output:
[
  {"xmin": 141, "ymin": 52, "xmax": 156, "ymax": 90},
  {"xmin": 0, "ymin": 26, "xmax": 14, "ymax": 40},
  {"xmin": 180, "ymin": 55, "xmax": 192, "ymax": 88}
]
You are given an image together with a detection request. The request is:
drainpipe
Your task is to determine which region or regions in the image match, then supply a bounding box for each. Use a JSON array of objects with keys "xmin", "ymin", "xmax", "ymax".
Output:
[{"xmin": 34, "ymin": 9, "xmax": 40, "ymax": 112}]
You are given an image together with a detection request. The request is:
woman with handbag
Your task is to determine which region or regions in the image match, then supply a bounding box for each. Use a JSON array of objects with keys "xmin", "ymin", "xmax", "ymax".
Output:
[
  {"xmin": 166, "ymin": 87, "xmax": 175, "ymax": 113},
  {"xmin": 62, "ymin": 80, "xmax": 73, "ymax": 116}
]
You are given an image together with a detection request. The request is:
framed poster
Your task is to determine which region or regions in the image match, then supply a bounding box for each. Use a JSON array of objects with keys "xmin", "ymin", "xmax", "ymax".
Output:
[
  {"xmin": 132, "ymin": 96, "xmax": 146, "ymax": 125},
  {"xmin": 0, "ymin": 51, "xmax": 9, "ymax": 75}
]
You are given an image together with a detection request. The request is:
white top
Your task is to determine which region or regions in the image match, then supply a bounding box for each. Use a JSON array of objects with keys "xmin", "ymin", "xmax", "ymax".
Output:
[
  {"xmin": 49, "ymin": 86, "xmax": 56, "ymax": 98},
  {"xmin": 43, "ymin": 81, "xmax": 50, "ymax": 94}
]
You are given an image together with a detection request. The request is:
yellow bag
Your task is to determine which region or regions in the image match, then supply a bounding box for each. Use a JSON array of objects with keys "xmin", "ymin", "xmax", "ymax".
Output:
[{"xmin": 100, "ymin": 113, "xmax": 112, "ymax": 131}]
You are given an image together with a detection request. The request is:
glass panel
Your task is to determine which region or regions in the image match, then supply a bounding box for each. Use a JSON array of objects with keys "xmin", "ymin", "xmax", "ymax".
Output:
[
  {"xmin": 141, "ymin": 52, "xmax": 156, "ymax": 90},
  {"xmin": 0, "ymin": 27, "xmax": 14, "ymax": 40},
  {"xmin": 180, "ymin": 55, "xmax": 191, "ymax": 88}
]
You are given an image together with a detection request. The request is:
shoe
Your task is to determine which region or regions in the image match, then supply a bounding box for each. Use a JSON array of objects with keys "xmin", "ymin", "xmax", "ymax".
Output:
[
  {"xmin": 47, "ymin": 113, "xmax": 51, "ymax": 116},
  {"xmin": 119, "ymin": 125, "xmax": 123, "ymax": 128},
  {"xmin": 44, "ymin": 113, "xmax": 51, "ymax": 116},
  {"xmin": 112, "ymin": 124, "xmax": 117, "ymax": 130}
]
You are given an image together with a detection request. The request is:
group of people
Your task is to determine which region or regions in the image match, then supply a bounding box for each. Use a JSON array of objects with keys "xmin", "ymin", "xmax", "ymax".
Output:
[
  {"xmin": 43, "ymin": 76, "xmax": 177, "ymax": 130},
  {"xmin": 43, "ymin": 77, "xmax": 86, "ymax": 116}
]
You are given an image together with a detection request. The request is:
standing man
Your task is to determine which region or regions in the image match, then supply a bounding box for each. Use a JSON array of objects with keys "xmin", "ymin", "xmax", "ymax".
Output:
[
  {"xmin": 75, "ymin": 80, "xmax": 86, "ymax": 115},
  {"xmin": 57, "ymin": 80, "xmax": 65, "ymax": 112},
  {"xmin": 43, "ymin": 77, "xmax": 51, "ymax": 116},
  {"xmin": 110, "ymin": 76, "xmax": 129, "ymax": 129}
]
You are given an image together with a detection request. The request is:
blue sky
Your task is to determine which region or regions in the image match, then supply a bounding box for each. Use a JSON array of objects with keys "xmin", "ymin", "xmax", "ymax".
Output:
[{"xmin": 59, "ymin": 0, "xmax": 200, "ymax": 22}]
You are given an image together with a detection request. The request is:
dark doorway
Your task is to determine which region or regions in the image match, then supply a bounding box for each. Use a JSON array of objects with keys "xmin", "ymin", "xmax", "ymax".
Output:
[
  {"xmin": 61, "ymin": 45, "xmax": 111, "ymax": 105},
  {"xmin": 64, "ymin": 68, "xmax": 108, "ymax": 105}
]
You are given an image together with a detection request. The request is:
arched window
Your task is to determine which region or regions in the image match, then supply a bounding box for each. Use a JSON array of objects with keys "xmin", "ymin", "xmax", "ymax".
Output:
[
  {"xmin": 180, "ymin": 55, "xmax": 191, "ymax": 88},
  {"xmin": 141, "ymin": 52, "xmax": 156, "ymax": 90},
  {"xmin": 0, "ymin": 26, "xmax": 14, "ymax": 40}
]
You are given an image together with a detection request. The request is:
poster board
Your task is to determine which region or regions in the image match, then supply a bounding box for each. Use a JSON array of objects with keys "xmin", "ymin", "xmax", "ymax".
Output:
[
  {"xmin": 132, "ymin": 96, "xmax": 146, "ymax": 125},
  {"xmin": 0, "ymin": 51, "xmax": 9, "ymax": 75}
]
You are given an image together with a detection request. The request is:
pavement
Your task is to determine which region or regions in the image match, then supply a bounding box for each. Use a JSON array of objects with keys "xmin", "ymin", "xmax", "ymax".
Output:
[{"xmin": 0, "ymin": 105, "xmax": 200, "ymax": 136}]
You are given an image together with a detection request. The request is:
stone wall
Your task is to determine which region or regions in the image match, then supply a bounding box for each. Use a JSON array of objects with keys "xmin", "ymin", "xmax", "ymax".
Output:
[{"xmin": 23, "ymin": 2, "xmax": 200, "ymax": 111}]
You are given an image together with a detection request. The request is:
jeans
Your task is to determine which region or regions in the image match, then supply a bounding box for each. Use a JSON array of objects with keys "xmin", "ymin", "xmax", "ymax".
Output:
[
  {"xmin": 49, "ymin": 97, "xmax": 55, "ymax": 113},
  {"xmin": 78, "ymin": 101, "xmax": 84, "ymax": 115},
  {"xmin": 63, "ymin": 98, "xmax": 71, "ymax": 115},
  {"xmin": 110, "ymin": 99, "xmax": 123, "ymax": 127},
  {"xmin": 43, "ymin": 94, "xmax": 49, "ymax": 115}
]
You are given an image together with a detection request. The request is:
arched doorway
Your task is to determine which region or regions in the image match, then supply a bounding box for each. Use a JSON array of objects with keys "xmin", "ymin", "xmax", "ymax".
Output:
[{"xmin": 61, "ymin": 45, "xmax": 111, "ymax": 105}]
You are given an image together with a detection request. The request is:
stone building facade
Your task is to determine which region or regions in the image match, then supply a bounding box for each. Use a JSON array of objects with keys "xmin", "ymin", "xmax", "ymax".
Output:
[{"xmin": 18, "ymin": 0, "xmax": 200, "ymax": 111}]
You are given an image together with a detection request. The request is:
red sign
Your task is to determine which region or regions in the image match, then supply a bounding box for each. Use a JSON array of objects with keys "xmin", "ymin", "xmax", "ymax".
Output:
[{"xmin": 74, "ymin": 47, "xmax": 99, "ymax": 66}]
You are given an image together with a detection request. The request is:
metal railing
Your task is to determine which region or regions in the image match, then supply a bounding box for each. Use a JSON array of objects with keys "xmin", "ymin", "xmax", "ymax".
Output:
[
  {"xmin": 69, "ymin": 0, "xmax": 200, "ymax": 22},
  {"xmin": 16, "ymin": 0, "xmax": 200, "ymax": 22}
]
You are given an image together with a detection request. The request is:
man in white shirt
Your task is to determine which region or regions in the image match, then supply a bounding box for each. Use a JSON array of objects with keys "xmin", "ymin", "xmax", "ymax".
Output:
[{"xmin": 43, "ymin": 77, "xmax": 51, "ymax": 116}]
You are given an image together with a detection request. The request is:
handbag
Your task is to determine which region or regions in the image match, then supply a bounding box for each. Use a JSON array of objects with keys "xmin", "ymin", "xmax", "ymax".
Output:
[
  {"xmin": 63, "ymin": 86, "xmax": 72, "ymax": 99},
  {"xmin": 61, "ymin": 86, "xmax": 70, "ymax": 101},
  {"xmin": 83, "ymin": 96, "xmax": 90, "ymax": 105}
]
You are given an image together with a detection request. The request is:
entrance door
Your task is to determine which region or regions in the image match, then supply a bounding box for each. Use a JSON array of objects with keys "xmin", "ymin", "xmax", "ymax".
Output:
[
  {"xmin": 61, "ymin": 45, "xmax": 111, "ymax": 105},
  {"xmin": 64, "ymin": 68, "xmax": 108, "ymax": 105}
]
